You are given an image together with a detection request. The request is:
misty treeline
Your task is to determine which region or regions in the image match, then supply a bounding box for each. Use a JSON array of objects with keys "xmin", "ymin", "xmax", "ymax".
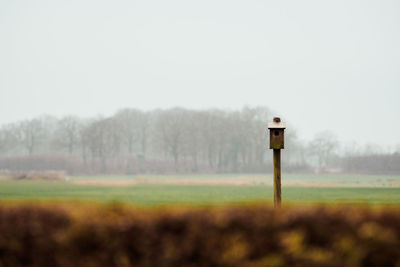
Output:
[{"xmin": 0, "ymin": 106, "xmax": 399, "ymax": 175}]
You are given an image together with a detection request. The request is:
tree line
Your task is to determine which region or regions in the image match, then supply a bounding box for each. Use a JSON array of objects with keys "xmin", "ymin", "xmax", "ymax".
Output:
[{"xmin": 0, "ymin": 106, "xmax": 398, "ymax": 174}]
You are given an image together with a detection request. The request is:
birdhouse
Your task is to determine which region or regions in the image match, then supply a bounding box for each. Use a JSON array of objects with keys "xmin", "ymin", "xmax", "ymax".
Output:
[{"xmin": 268, "ymin": 117, "xmax": 286, "ymax": 149}]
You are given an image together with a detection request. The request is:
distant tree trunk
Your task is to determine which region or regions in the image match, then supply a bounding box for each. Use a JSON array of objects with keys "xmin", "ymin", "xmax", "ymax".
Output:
[
  {"xmin": 141, "ymin": 133, "xmax": 147, "ymax": 160},
  {"xmin": 28, "ymin": 145, "xmax": 34, "ymax": 155},
  {"xmin": 192, "ymin": 154, "xmax": 198, "ymax": 172},
  {"xmin": 207, "ymin": 145, "xmax": 214, "ymax": 168},
  {"xmin": 68, "ymin": 141, "xmax": 73, "ymax": 154},
  {"xmin": 218, "ymin": 150, "xmax": 223, "ymax": 171},
  {"xmin": 128, "ymin": 137, "xmax": 133, "ymax": 154},
  {"xmin": 81, "ymin": 147, "xmax": 87, "ymax": 170},
  {"xmin": 172, "ymin": 147, "xmax": 179, "ymax": 172}
]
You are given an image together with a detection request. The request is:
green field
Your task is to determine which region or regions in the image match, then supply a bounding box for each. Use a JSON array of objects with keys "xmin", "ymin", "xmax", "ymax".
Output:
[{"xmin": 0, "ymin": 174, "xmax": 399, "ymax": 205}]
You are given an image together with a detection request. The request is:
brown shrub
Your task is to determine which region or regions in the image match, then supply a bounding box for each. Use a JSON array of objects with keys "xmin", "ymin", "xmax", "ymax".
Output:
[
  {"xmin": 9, "ymin": 170, "xmax": 66, "ymax": 181},
  {"xmin": 0, "ymin": 204, "xmax": 399, "ymax": 267}
]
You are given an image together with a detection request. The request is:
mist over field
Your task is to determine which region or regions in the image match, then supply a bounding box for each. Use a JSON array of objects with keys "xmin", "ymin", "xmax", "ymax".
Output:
[
  {"xmin": 1, "ymin": 1, "xmax": 400, "ymax": 175},
  {"xmin": 1, "ymin": 0, "xmax": 399, "ymax": 147},
  {"xmin": 0, "ymin": 106, "xmax": 399, "ymax": 175}
]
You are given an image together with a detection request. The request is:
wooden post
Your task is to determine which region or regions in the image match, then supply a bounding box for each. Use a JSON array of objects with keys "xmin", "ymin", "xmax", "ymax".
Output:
[
  {"xmin": 268, "ymin": 117, "xmax": 285, "ymax": 208},
  {"xmin": 273, "ymin": 149, "xmax": 281, "ymax": 208}
]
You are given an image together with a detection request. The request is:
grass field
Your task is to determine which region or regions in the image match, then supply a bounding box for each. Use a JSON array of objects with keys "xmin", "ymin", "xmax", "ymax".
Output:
[{"xmin": 0, "ymin": 174, "xmax": 399, "ymax": 205}]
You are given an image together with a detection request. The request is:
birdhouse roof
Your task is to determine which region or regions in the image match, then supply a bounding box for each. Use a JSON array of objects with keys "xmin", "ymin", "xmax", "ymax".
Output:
[{"xmin": 268, "ymin": 121, "xmax": 286, "ymax": 129}]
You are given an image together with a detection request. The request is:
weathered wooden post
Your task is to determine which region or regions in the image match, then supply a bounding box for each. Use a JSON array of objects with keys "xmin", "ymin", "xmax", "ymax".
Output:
[{"xmin": 268, "ymin": 117, "xmax": 286, "ymax": 208}]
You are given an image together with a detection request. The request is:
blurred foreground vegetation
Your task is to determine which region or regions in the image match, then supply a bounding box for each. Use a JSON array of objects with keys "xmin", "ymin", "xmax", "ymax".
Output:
[{"xmin": 0, "ymin": 203, "xmax": 399, "ymax": 266}]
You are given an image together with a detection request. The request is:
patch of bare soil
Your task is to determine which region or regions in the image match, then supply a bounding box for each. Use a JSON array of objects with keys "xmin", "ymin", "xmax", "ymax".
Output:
[
  {"xmin": 283, "ymin": 181, "xmax": 338, "ymax": 187},
  {"xmin": 74, "ymin": 181, "xmax": 138, "ymax": 186},
  {"xmin": 73, "ymin": 179, "xmax": 254, "ymax": 186},
  {"xmin": 10, "ymin": 171, "xmax": 66, "ymax": 182},
  {"xmin": 148, "ymin": 179, "xmax": 253, "ymax": 186}
]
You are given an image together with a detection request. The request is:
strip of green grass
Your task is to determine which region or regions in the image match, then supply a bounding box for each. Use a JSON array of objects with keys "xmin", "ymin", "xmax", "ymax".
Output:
[{"xmin": 0, "ymin": 181, "xmax": 399, "ymax": 206}]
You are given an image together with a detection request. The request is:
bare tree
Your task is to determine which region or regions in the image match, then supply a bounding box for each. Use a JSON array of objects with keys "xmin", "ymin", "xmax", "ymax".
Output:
[
  {"xmin": 17, "ymin": 119, "xmax": 46, "ymax": 155},
  {"xmin": 395, "ymin": 144, "xmax": 400, "ymax": 154},
  {"xmin": 114, "ymin": 108, "xmax": 150, "ymax": 159},
  {"xmin": 0, "ymin": 124, "xmax": 19, "ymax": 155},
  {"xmin": 154, "ymin": 108, "xmax": 188, "ymax": 170},
  {"xmin": 83, "ymin": 117, "xmax": 123, "ymax": 172},
  {"xmin": 114, "ymin": 109, "xmax": 140, "ymax": 155},
  {"xmin": 214, "ymin": 111, "xmax": 231, "ymax": 171},
  {"xmin": 309, "ymin": 130, "xmax": 339, "ymax": 170},
  {"xmin": 247, "ymin": 107, "xmax": 271, "ymax": 167},
  {"xmin": 54, "ymin": 116, "xmax": 81, "ymax": 154},
  {"xmin": 197, "ymin": 110, "xmax": 219, "ymax": 169},
  {"xmin": 182, "ymin": 111, "xmax": 202, "ymax": 172}
]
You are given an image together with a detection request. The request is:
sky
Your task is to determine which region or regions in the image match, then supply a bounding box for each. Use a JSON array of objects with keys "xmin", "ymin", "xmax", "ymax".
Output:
[{"xmin": 0, "ymin": 0, "xmax": 399, "ymax": 147}]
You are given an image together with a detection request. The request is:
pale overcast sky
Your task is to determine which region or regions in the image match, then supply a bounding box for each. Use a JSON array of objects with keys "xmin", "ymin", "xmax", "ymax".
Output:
[{"xmin": 0, "ymin": 0, "xmax": 399, "ymax": 147}]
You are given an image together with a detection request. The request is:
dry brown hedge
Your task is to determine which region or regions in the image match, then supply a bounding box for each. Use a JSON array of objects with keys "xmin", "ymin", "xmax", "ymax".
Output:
[{"xmin": 0, "ymin": 204, "xmax": 399, "ymax": 267}]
